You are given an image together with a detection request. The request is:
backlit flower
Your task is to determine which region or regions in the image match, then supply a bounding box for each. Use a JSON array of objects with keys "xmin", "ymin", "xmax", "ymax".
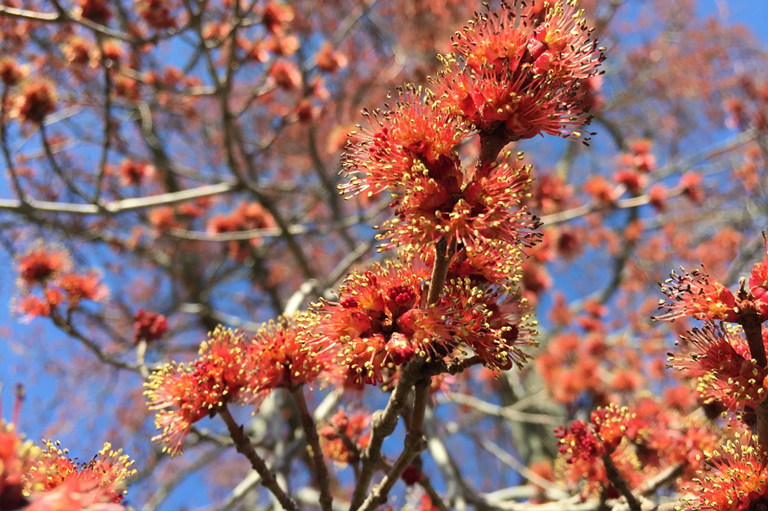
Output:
[
  {"xmin": 145, "ymin": 327, "xmax": 258, "ymax": 455},
  {"xmin": 17, "ymin": 245, "xmax": 70, "ymax": 287},
  {"xmin": 668, "ymin": 322, "xmax": 767, "ymax": 413},
  {"xmin": 433, "ymin": 0, "xmax": 603, "ymax": 143},
  {"xmin": 655, "ymin": 267, "xmax": 738, "ymax": 322},
  {"xmin": 28, "ymin": 440, "xmax": 135, "ymax": 505},
  {"xmin": 682, "ymin": 433, "xmax": 768, "ymax": 511}
]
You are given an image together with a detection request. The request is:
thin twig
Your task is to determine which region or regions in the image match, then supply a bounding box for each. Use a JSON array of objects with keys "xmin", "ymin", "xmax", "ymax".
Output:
[
  {"xmin": 291, "ymin": 386, "xmax": 333, "ymax": 511},
  {"xmin": 217, "ymin": 404, "xmax": 299, "ymax": 511}
]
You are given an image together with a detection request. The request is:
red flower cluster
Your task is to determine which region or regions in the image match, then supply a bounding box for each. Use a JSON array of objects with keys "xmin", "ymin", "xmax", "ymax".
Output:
[
  {"xmin": 682, "ymin": 433, "xmax": 768, "ymax": 511},
  {"xmin": 341, "ymin": 88, "xmax": 541, "ymax": 283},
  {"xmin": 134, "ymin": 309, "xmax": 168, "ymax": 344},
  {"xmin": 318, "ymin": 409, "xmax": 370, "ymax": 466},
  {"xmin": 0, "ymin": 417, "xmax": 134, "ymax": 511},
  {"xmin": 668, "ymin": 322, "xmax": 768, "ymax": 414},
  {"xmin": 14, "ymin": 81, "xmax": 57, "ymax": 124},
  {"xmin": 206, "ymin": 201, "xmax": 277, "ymax": 261},
  {"xmin": 300, "ymin": 253, "xmax": 537, "ymax": 385},
  {"xmin": 17, "ymin": 246, "xmax": 70, "ymax": 287},
  {"xmin": 435, "ymin": 0, "xmax": 603, "ymax": 142},
  {"xmin": 15, "ymin": 246, "xmax": 108, "ymax": 321},
  {"xmin": 555, "ymin": 398, "xmax": 720, "ymax": 501},
  {"xmin": 146, "ymin": 318, "xmax": 332, "ymax": 455},
  {"xmin": 655, "ymin": 241, "xmax": 768, "ymax": 327}
]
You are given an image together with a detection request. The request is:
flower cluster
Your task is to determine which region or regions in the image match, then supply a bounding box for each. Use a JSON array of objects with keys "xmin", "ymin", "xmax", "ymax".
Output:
[
  {"xmin": 668, "ymin": 322, "xmax": 768, "ymax": 414},
  {"xmin": 554, "ymin": 398, "xmax": 721, "ymax": 500},
  {"xmin": 14, "ymin": 245, "xmax": 109, "ymax": 322},
  {"xmin": 26, "ymin": 440, "xmax": 135, "ymax": 508},
  {"xmin": 555, "ymin": 404, "xmax": 632, "ymax": 463},
  {"xmin": 655, "ymin": 240, "xmax": 768, "ymax": 323},
  {"xmin": 341, "ymin": 88, "xmax": 541, "ymax": 283},
  {"xmin": 318, "ymin": 408, "xmax": 370, "ymax": 466},
  {"xmin": 206, "ymin": 201, "xmax": 277, "ymax": 262},
  {"xmin": 300, "ymin": 252, "xmax": 538, "ymax": 386},
  {"xmin": 434, "ymin": 0, "xmax": 603, "ymax": 142},
  {"xmin": 146, "ymin": 318, "xmax": 332, "ymax": 455},
  {"xmin": 134, "ymin": 309, "xmax": 168, "ymax": 344},
  {"xmin": 0, "ymin": 417, "xmax": 134, "ymax": 511},
  {"xmin": 682, "ymin": 433, "xmax": 768, "ymax": 511}
]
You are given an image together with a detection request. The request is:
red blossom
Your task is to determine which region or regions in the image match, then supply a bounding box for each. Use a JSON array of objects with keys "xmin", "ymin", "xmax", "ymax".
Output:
[
  {"xmin": 58, "ymin": 272, "xmax": 109, "ymax": 306},
  {"xmin": 270, "ymin": 60, "xmax": 301, "ymax": 90},
  {"xmin": 0, "ymin": 58, "xmax": 23, "ymax": 86},
  {"xmin": 15, "ymin": 81, "xmax": 57, "ymax": 124},
  {"xmin": 137, "ymin": 0, "xmax": 176, "ymax": 29},
  {"xmin": 433, "ymin": 0, "xmax": 603, "ymax": 143},
  {"xmin": 133, "ymin": 309, "xmax": 168, "ymax": 344},
  {"xmin": 682, "ymin": 433, "xmax": 768, "ymax": 511},
  {"xmin": 78, "ymin": 0, "xmax": 111, "ymax": 24},
  {"xmin": 17, "ymin": 246, "xmax": 70, "ymax": 286},
  {"xmin": 667, "ymin": 322, "xmax": 767, "ymax": 413},
  {"xmin": 118, "ymin": 160, "xmax": 155, "ymax": 186},
  {"xmin": 655, "ymin": 267, "xmax": 739, "ymax": 322}
]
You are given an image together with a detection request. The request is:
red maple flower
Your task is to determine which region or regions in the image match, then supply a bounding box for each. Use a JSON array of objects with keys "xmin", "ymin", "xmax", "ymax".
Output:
[
  {"xmin": 249, "ymin": 316, "xmax": 336, "ymax": 396},
  {"xmin": 145, "ymin": 327, "xmax": 261, "ymax": 455},
  {"xmin": 118, "ymin": 160, "xmax": 155, "ymax": 186},
  {"xmin": 748, "ymin": 236, "xmax": 768, "ymax": 317},
  {"xmin": 340, "ymin": 86, "xmax": 465, "ymax": 199},
  {"xmin": 655, "ymin": 267, "xmax": 739, "ymax": 322},
  {"xmin": 319, "ymin": 408, "xmax": 370, "ymax": 466},
  {"xmin": 29, "ymin": 440, "xmax": 135, "ymax": 505},
  {"xmin": 682, "ymin": 433, "xmax": 768, "ymax": 511},
  {"xmin": 58, "ymin": 272, "xmax": 109, "ymax": 306},
  {"xmin": 668, "ymin": 322, "xmax": 768, "ymax": 413},
  {"xmin": 17, "ymin": 246, "xmax": 70, "ymax": 286},
  {"xmin": 78, "ymin": 0, "xmax": 111, "ymax": 24},
  {"xmin": 16, "ymin": 289, "xmax": 64, "ymax": 323},
  {"xmin": 15, "ymin": 81, "xmax": 58, "ymax": 124},
  {"xmin": 382, "ymin": 153, "xmax": 540, "ymax": 284},
  {"xmin": 0, "ymin": 58, "xmax": 24, "ymax": 86},
  {"xmin": 0, "ymin": 420, "xmax": 37, "ymax": 510},
  {"xmin": 137, "ymin": 0, "xmax": 176, "ymax": 29},
  {"xmin": 301, "ymin": 255, "xmax": 446, "ymax": 385},
  {"xmin": 133, "ymin": 309, "xmax": 168, "ymax": 344},
  {"xmin": 146, "ymin": 319, "xmax": 332, "ymax": 455},
  {"xmin": 433, "ymin": 0, "xmax": 603, "ymax": 143}
]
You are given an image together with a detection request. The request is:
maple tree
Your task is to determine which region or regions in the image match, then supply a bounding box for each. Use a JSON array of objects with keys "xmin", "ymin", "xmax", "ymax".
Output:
[{"xmin": 1, "ymin": 0, "xmax": 768, "ymax": 510}]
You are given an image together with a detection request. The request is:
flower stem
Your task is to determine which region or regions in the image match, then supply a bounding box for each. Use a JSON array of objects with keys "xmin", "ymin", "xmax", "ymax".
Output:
[
  {"xmin": 357, "ymin": 379, "xmax": 431, "ymax": 511},
  {"xmin": 218, "ymin": 404, "xmax": 299, "ymax": 511},
  {"xmin": 742, "ymin": 312, "xmax": 768, "ymax": 451},
  {"xmin": 427, "ymin": 237, "xmax": 455, "ymax": 306},
  {"xmin": 291, "ymin": 386, "xmax": 333, "ymax": 511},
  {"xmin": 601, "ymin": 451, "xmax": 641, "ymax": 511}
]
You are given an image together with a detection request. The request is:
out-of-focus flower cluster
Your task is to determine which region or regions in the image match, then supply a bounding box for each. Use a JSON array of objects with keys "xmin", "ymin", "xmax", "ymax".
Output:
[
  {"xmin": 14, "ymin": 245, "xmax": 109, "ymax": 322},
  {"xmin": 553, "ymin": 398, "xmax": 720, "ymax": 501},
  {"xmin": 0, "ymin": 417, "xmax": 134, "ymax": 511}
]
